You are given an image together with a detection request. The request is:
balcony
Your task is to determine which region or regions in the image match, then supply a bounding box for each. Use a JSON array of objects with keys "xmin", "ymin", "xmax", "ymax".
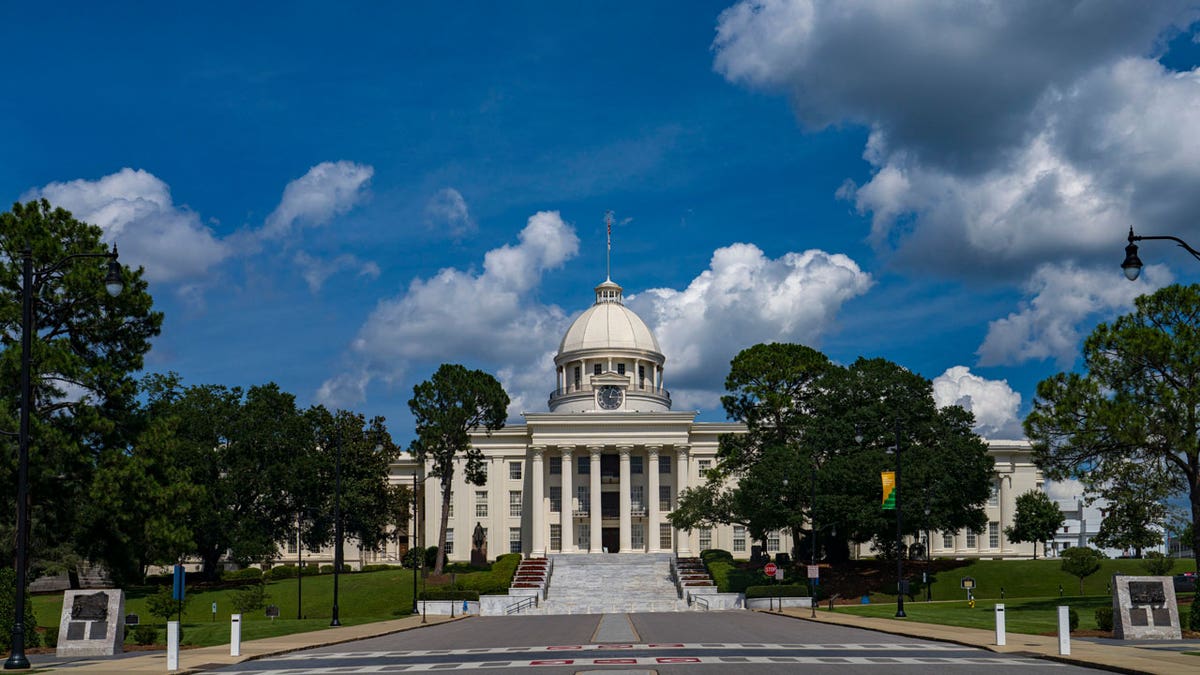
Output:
[{"xmin": 547, "ymin": 382, "xmax": 672, "ymax": 409}]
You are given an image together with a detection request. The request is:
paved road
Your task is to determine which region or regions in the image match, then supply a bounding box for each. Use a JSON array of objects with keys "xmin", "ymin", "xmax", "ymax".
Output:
[{"xmin": 212, "ymin": 611, "xmax": 1107, "ymax": 674}]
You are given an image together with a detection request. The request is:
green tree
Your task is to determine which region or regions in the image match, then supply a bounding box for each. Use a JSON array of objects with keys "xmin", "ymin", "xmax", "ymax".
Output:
[
  {"xmin": 1060, "ymin": 546, "xmax": 1106, "ymax": 595},
  {"xmin": 408, "ymin": 364, "xmax": 509, "ymax": 575},
  {"xmin": 0, "ymin": 200, "xmax": 162, "ymax": 579},
  {"xmin": 1086, "ymin": 459, "xmax": 1169, "ymax": 558},
  {"xmin": 1024, "ymin": 284, "xmax": 1200, "ymax": 572},
  {"xmin": 1004, "ymin": 490, "xmax": 1064, "ymax": 559},
  {"xmin": 1142, "ymin": 551, "xmax": 1175, "ymax": 576},
  {"xmin": 0, "ymin": 568, "xmax": 39, "ymax": 650},
  {"xmin": 145, "ymin": 583, "xmax": 191, "ymax": 622}
]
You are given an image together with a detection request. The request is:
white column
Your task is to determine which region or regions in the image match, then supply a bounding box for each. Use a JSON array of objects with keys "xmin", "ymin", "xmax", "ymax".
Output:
[
  {"xmin": 589, "ymin": 445, "xmax": 603, "ymax": 553},
  {"xmin": 618, "ymin": 445, "xmax": 633, "ymax": 553},
  {"xmin": 647, "ymin": 445, "xmax": 661, "ymax": 552},
  {"xmin": 560, "ymin": 447, "xmax": 574, "ymax": 553},
  {"xmin": 675, "ymin": 445, "xmax": 692, "ymax": 555},
  {"xmin": 531, "ymin": 446, "xmax": 546, "ymax": 557}
]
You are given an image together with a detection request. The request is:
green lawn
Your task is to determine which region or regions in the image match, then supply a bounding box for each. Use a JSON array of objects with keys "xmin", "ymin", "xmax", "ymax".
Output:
[
  {"xmin": 31, "ymin": 567, "xmax": 434, "ymax": 647},
  {"xmin": 837, "ymin": 595, "xmax": 1119, "ymax": 634}
]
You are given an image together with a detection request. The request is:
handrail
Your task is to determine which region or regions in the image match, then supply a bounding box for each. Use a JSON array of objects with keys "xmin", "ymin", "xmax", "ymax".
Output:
[
  {"xmin": 692, "ymin": 594, "xmax": 709, "ymax": 611},
  {"xmin": 506, "ymin": 595, "xmax": 537, "ymax": 615}
]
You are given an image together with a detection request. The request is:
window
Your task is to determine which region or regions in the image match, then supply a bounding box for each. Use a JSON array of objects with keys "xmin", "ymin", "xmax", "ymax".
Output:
[
  {"xmin": 966, "ymin": 530, "xmax": 977, "ymax": 548},
  {"xmin": 699, "ymin": 527, "xmax": 712, "ymax": 550},
  {"xmin": 550, "ymin": 524, "xmax": 561, "ymax": 551},
  {"xmin": 631, "ymin": 456, "xmax": 643, "ymax": 474},
  {"xmin": 578, "ymin": 527, "xmax": 589, "ymax": 550},
  {"xmin": 698, "ymin": 459, "xmax": 712, "ymax": 472},
  {"xmin": 445, "ymin": 528, "xmax": 454, "ymax": 555},
  {"xmin": 733, "ymin": 525, "xmax": 746, "ymax": 552},
  {"xmin": 578, "ymin": 455, "xmax": 590, "ymax": 474},
  {"xmin": 631, "ymin": 485, "xmax": 644, "ymax": 511},
  {"xmin": 768, "ymin": 532, "xmax": 780, "ymax": 551},
  {"xmin": 577, "ymin": 486, "xmax": 590, "ymax": 514},
  {"xmin": 988, "ymin": 481, "xmax": 1000, "ymax": 507},
  {"xmin": 287, "ymin": 538, "xmax": 297, "ymax": 554},
  {"xmin": 593, "ymin": 363, "xmax": 602, "ymax": 376},
  {"xmin": 475, "ymin": 491, "xmax": 488, "ymax": 518},
  {"xmin": 942, "ymin": 532, "xmax": 954, "ymax": 549},
  {"xmin": 549, "ymin": 457, "xmax": 562, "ymax": 475},
  {"xmin": 447, "ymin": 492, "xmax": 453, "ymax": 517},
  {"xmin": 631, "ymin": 523, "xmax": 644, "ymax": 549},
  {"xmin": 989, "ymin": 521, "xmax": 1000, "ymax": 548},
  {"xmin": 660, "ymin": 523, "xmax": 673, "ymax": 549},
  {"xmin": 639, "ymin": 365, "xmax": 645, "ymax": 387},
  {"xmin": 509, "ymin": 491, "xmax": 522, "ymax": 517},
  {"xmin": 659, "ymin": 456, "xmax": 671, "ymax": 473},
  {"xmin": 509, "ymin": 527, "xmax": 522, "ymax": 553},
  {"xmin": 573, "ymin": 366, "xmax": 581, "ymax": 387},
  {"xmin": 549, "ymin": 486, "xmax": 561, "ymax": 513},
  {"xmin": 617, "ymin": 363, "xmax": 625, "ymax": 375},
  {"xmin": 510, "ymin": 461, "xmax": 522, "ymax": 480},
  {"xmin": 659, "ymin": 485, "xmax": 671, "ymax": 511}
]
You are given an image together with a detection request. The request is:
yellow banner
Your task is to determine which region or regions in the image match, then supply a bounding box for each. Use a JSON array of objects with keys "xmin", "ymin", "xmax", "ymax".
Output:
[{"xmin": 881, "ymin": 471, "xmax": 896, "ymax": 510}]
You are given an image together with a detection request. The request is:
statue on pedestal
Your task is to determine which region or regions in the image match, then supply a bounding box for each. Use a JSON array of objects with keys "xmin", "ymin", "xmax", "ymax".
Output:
[{"xmin": 470, "ymin": 521, "xmax": 488, "ymax": 567}]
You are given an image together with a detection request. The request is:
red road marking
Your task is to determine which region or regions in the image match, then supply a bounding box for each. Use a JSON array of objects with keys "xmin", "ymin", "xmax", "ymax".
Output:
[
  {"xmin": 530, "ymin": 659, "xmax": 574, "ymax": 666},
  {"xmin": 648, "ymin": 643, "xmax": 686, "ymax": 647}
]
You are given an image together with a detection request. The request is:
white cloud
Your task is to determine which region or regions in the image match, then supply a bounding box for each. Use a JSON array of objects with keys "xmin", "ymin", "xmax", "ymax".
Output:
[
  {"xmin": 424, "ymin": 187, "xmax": 475, "ymax": 239},
  {"xmin": 294, "ymin": 251, "xmax": 380, "ymax": 293},
  {"xmin": 932, "ymin": 366, "xmax": 1023, "ymax": 439},
  {"xmin": 27, "ymin": 168, "xmax": 229, "ymax": 283},
  {"xmin": 262, "ymin": 161, "xmax": 373, "ymax": 239},
  {"xmin": 976, "ymin": 262, "xmax": 1172, "ymax": 367},
  {"xmin": 627, "ymin": 243, "xmax": 872, "ymax": 396},
  {"xmin": 1044, "ymin": 478, "xmax": 1087, "ymax": 502}
]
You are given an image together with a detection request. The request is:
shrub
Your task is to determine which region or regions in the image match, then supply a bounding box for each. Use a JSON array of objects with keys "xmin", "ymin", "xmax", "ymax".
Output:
[
  {"xmin": 42, "ymin": 626, "xmax": 58, "ymax": 648},
  {"xmin": 0, "ymin": 569, "xmax": 39, "ymax": 650},
  {"xmin": 1190, "ymin": 594, "xmax": 1200, "ymax": 632},
  {"xmin": 701, "ymin": 549, "xmax": 733, "ymax": 563},
  {"xmin": 456, "ymin": 553, "xmax": 520, "ymax": 595},
  {"xmin": 221, "ymin": 568, "xmax": 264, "ymax": 582},
  {"xmin": 745, "ymin": 584, "xmax": 810, "ymax": 599},
  {"xmin": 230, "ymin": 583, "xmax": 269, "ymax": 614},
  {"xmin": 1094, "ymin": 606, "xmax": 1114, "ymax": 632},
  {"xmin": 361, "ymin": 564, "xmax": 395, "ymax": 573},
  {"xmin": 264, "ymin": 565, "xmax": 297, "ymax": 581},
  {"xmin": 402, "ymin": 548, "xmax": 423, "ymax": 568},
  {"xmin": 1068, "ymin": 608, "xmax": 1079, "ymax": 632},
  {"xmin": 133, "ymin": 624, "xmax": 158, "ymax": 646},
  {"xmin": 418, "ymin": 589, "xmax": 480, "ymax": 601},
  {"xmin": 1142, "ymin": 552, "xmax": 1175, "ymax": 576},
  {"xmin": 145, "ymin": 584, "xmax": 189, "ymax": 622},
  {"xmin": 425, "ymin": 546, "xmax": 439, "ymax": 569}
]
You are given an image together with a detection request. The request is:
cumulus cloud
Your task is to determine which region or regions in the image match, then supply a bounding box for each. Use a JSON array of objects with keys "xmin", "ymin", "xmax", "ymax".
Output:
[
  {"xmin": 1044, "ymin": 478, "xmax": 1086, "ymax": 502},
  {"xmin": 977, "ymin": 261, "xmax": 1172, "ymax": 367},
  {"xmin": 262, "ymin": 161, "xmax": 373, "ymax": 239},
  {"xmin": 294, "ymin": 251, "xmax": 381, "ymax": 293},
  {"xmin": 27, "ymin": 168, "xmax": 229, "ymax": 283},
  {"xmin": 932, "ymin": 366, "xmax": 1023, "ymax": 439},
  {"xmin": 318, "ymin": 211, "xmax": 579, "ymax": 409},
  {"xmin": 424, "ymin": 187, "xmax": 475, "ymax": 239},
  {"xmin": 627, "ymin": 243, "xmax": 872, "ymax": 399}
]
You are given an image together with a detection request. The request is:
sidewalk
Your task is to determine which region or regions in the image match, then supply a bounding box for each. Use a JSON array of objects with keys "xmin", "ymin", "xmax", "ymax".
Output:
[
  {"xmin": 776, "ymin": 608, "xmax": 1200, "ymax": 675},
  {"xmin": 30, "ymin": 614, "xmax": 462, "ymax": 675}
]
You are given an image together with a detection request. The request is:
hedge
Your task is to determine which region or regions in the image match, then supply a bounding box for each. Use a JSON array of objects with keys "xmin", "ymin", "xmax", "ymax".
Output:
[
  {"xmin": 745, "ymin": 584, "xmax": 809, "ymax": 599},
  {"xmin": 220, "ymin": 568, "xmax": 264, "ymax": 582},
  {"xmin": 454, "ymin": 553, "xmax": 521, "ymax": 595},
  {"xmin": 360, "ymin": 564, "xmax": 397, "ymax": 573},
  {"xmin": 418, "ymin": 589, "xmax": 480, "ymax": 601},
  {"xmin": 1094, "ymin": 606, "xmax": 1113, "ymax": 632}
]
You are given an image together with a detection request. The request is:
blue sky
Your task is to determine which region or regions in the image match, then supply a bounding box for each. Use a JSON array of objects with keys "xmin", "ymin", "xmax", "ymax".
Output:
[{"xmin": 3, "ymin": 2, "xmax": 1199, "ymax": 466}]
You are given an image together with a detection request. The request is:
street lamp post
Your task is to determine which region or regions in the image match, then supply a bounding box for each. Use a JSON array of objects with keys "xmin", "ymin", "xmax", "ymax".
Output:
[
  {"xmin": 330, "ymin": 421, "xmax": 343, "ymax": 627},
  {"xmin": 1121, "ymin": 226, "xmax": 1200, "ymax": 281},
  {"xmin": 891, "ymin": 420, "xmax": 906, "ymax": 618},
  {"xmin": 810, "ymin": 459, "xmax": 819, "ymax": 618},
  {"xmin": 412, "ymin": 472, "xmax": 420, "ymax": 616},
  {"xmin": 5, "ymin": 245, "xmax": 122, "ymax": 671}
]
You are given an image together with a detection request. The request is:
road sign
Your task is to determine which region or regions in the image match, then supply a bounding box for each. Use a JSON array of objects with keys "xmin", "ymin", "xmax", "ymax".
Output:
[
  {"xmin": 774, "ymin": 569, "xmax": 784, "ymax": 581},
  {"xmin": 807, "ymin": 565, "xmax": 819, "ymax": 579},
  {"xmin": 763, "ymin": 562, "xmax": 778, "ymax": 576},
  {"xmin": 961, "ymin": 576, "xmax": 976, "ymax": 590}
]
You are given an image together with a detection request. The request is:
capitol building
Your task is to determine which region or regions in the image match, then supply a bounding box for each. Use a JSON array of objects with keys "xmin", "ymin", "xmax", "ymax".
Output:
[{"xmin": 374, "ymin": 275, "xmax": 1045, "ymax": 564}]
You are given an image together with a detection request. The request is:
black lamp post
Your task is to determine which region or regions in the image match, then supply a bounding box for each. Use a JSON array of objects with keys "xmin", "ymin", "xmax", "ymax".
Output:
[
  {"xmin": 1122, "ymin": 227, "xmax": 1200, "ymax": 281},
  {"xmin": 330, "ymin": 421, "xmax": 343, "ymax": 627},
  {"xmin": 856, "ymin": 420, "xmax": 907, "ymax": 618},
  {"xmin": 5, "ymin": 245, "xmax": 122, "ymax": 671},
  {"xmin": 412, "ymin": 472, "xmax": 420, "ymax": 616},
  {"xmin": 810, "ymin": 458, "xmax": 819, "ymax": 618}
]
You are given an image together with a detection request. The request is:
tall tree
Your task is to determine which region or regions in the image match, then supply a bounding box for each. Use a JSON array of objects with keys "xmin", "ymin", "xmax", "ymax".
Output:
[
  {"xmin": 1004, "ymin": 490, "xmax": 1064, "ymax": 559},
  {"xmin": 1083, "ymin": 457, "xmax": 1171, "ymax": 558},
  {"xmin": 1024, "ymin": 284, "xmax": 1200, "ymax": 572},
  {"xmin": 0, "ymin": 200, "xmax": 162, "ymax": 578},
  {"xmin": 408, "ymin": 364, "xmax": 508, "ymax": 575},
  {"xmin": 1060, "ymin": 546, "xmax": 1106, "ymax": 595}
]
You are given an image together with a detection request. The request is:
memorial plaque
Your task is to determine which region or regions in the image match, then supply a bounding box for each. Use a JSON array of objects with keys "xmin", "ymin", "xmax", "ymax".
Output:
[
  {"xmin": 125, "ymin": 613, "xmax": 139, "ymax": 626},
  {"xmin": 71, "ymin": 592, "xmax": 110, "ymax": 621},
  {"xmin": 1130, "ymin": 608, "xmax": 1148, "ymax": 626},
  {"xmin": 1128, "ymin": 581, "xmax": 1165, "ymax": 604},
  {"xmin": 1113, "ymin": 575, "xmax": 1181, "ymax": 640},
  {"xmin": 88, "ymin": 621, "xmax": 108, "ymax": 640},
  {"xmin": 57, "ymin": 589, "xmax": 126, "ymax": 658},
  {"xmin": 1153, "ymin": 608, "xmax": 1172, "ymax": 625},
  {"xmin": 66, "ymin": 622, "xmax": 86, "ymax": 641}
]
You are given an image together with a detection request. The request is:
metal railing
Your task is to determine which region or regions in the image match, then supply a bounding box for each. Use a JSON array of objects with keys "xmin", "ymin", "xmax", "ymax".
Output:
[
  {"xmin": 691, "ymin": 594, "xmax": 709, "ymax": 611},
  {"xmin": 506, "ymin": 596, "xmax": 538, "ymax": 615},
  {"xmin": 548, "ymin": 383, "xmax": 672, "ymax": 402}
]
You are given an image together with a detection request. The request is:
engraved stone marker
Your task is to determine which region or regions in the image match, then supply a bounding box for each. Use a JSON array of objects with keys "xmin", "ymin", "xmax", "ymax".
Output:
[
  {"xmin": 56, "ymin": 589, "xmax": 125, "ymax": 657},
  {"xmin": 1112, "ymin": 575, "xmax": 1180, "ymax": 640}
]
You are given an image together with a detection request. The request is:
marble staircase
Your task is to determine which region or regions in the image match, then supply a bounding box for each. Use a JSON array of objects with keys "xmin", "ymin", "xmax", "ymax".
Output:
[{"xmin": 529, "ymin": 553, "xmax": 692, "ymax": 615}]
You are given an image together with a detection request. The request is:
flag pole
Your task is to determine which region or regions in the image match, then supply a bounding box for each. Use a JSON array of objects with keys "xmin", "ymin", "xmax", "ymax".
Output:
[{"xmin": 605, "ymin": 210, "xmax": 613, "ymax": 281}]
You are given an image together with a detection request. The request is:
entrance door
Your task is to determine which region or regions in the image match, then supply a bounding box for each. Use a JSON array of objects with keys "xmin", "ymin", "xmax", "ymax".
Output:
[{"xmin": 602, "ymin": 527, "xmax": 620, "ymax": 553}]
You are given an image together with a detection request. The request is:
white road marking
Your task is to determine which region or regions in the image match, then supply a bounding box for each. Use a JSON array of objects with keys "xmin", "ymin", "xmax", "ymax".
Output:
[{"xmin": 275, "ymin": 642, "xmax": 965, "ymax": 660}]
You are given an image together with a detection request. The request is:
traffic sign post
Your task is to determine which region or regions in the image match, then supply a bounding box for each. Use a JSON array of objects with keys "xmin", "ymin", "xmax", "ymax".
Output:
[{"xmin": 763, "ymin": 562, "xmax": 778, "ymax": 577}]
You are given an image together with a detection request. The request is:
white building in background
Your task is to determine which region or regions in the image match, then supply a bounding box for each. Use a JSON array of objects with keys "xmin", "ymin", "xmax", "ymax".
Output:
[
  {"xmin": 1044, "ymin": 498, "xmax": 1166, "ymax": 559},
  {"xmin": 359, "ymin": 274, "xmax": 1051, "ymax": 565}
]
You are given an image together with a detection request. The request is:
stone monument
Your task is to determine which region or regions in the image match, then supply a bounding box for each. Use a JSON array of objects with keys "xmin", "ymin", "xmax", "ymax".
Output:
[
  {"xmin": 470, "ymin": 521, "xmax": 488, "ymax": 567},
  {"xmin": 56, "ymin": 589, "xmax": 126, "ymax": 657},
  {"xmin": 1112, "ymin": 575, "xmax": 1180, "ymax": 640}
]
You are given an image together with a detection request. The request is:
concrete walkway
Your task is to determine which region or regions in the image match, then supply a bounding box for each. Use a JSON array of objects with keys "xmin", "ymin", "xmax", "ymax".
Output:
[
  {"xmin": 29, "ymin": 615, "xmax": 462, "ymax": 675},
  {"xmin": 774, "ymin": 607, "xmax": 1200, "ymax": 675}
]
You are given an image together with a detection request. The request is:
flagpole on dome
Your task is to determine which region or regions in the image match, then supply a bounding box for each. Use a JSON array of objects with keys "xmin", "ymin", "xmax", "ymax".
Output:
[{"xmin": 605, "ymin": 210, "xmax": 613, "ymax": 282}]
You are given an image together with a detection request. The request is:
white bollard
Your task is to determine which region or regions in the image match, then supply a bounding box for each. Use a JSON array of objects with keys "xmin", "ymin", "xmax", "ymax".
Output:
[
  {"xmin": 231, "ymin": 613, "xmax": 242, "ymax": 656},
  {"xmin": 995, "ymin": 603, "xmax": 1006, "ymax": 646},
  {"xmin": 167, "ymin": 621, "xmax": 179, "ymax": 671},
  {"xmin": 1057, "ymin": 605, "xmax": 1071, "ymax": 655}
]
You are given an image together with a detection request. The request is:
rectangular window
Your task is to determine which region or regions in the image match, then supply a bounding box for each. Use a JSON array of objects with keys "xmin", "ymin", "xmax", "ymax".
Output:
[
  {"xmin": 578, "ymin": 526, "xmax": 589, "ymax": 550},
  {"xmin": 659, "ymin": 485, "xmax": 671, "ymax": 511},
  {"xmin": 988, "ymin": 481, "xmax": 1000, "ymax": 507},
  {"xmin": 509, "ymin": 527, "xmax": 522, "ymax": 553},
  {"xmin": 943, "ymin": 532, "xmax": 954, "ymax": 549},
  {"xmin": 509, "ymin": 491, "xmax": 522, "ymax": 517},
  {"xmin": 699, "ymin": 527, "xmax": 712, "ymax": 551},
  {"xmin": 550, "ymin": 524, "xmax": 561, "ymax": 551},
  {"xmin": 593, "ymin": 363, "xmax": 602, "ymax": 376},
  {"xmin": 639, "ymin": 365, "xmax": 645, "ymax": 387},
  {"xmin": 475, "ymin": 491, "xmax": 488, "ymax": 518},
  {"xmin": 631, "ymin": 456, "xmax": 643, "ymax": 474},
  {"xmin": 617, "ymin": 363, "xmax": 625, "ymax": 375},
  {"xmin": 549, "ymin": 486, "xmax": 561, "ymax": 513},
  {"xmin": 733, "ymin": 525, "xmax": 746, "ymax": 552},
  {"xmin": 989, "ymin": 521, "xmax": 1000, "ymax": 548},
  {"xmin": 660, "ymin": 523, "xmax": 673, "ymax": 549},
  {"xmin": 966, "ymin": 530, "xmax": 977, "ymax": 548},
  {"xmin": 631, "ymin": 485, "xmax": 644, "ymax": 511},
  {"xmin": 510, "ymin": 461, "xmax": 522, "ymax": 480},
  {"xmin": 549, "ymin": 457, "xmax": 562, "ymax": 475},
  {"xmin": 578, "ymin": 455, "xmax": 590, "ymax": 474},
  {"xmin": 631, "ymin": 523, "xmax": 644, "ymax": 549},
  {"xmin": 288, "ymin": 539, "xmax": 297, "ymax": 554},
  {"xmin": 573, "ymin": 367, "xmax": 581, "ymax": 387},
  {"xmin": 698, "ymin": 459, "xmax": 712, "ymax": 472},
  {"xmin": 659, "ymin": 456, "xmax": 671, "ymax": 473},
  {"xmin": 768, "ymin": 532, "xmax": 780, "ymax": 551},
  {"xmin": 577, "ymin": 486, "xmax": 590, "ymax": 514},
  {"xmin": 447, "ymin": 492, "xmax": 453, "ymax": 518},
  {"xmin": 446, "ymin": 528, "xmax": 454, "ymax": 555}
]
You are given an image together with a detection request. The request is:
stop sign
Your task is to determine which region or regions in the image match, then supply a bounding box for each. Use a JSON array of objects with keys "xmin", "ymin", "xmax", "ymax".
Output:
[{"xmin": 763, "ymin": 562, "xmax": 778, "ymax": 576}]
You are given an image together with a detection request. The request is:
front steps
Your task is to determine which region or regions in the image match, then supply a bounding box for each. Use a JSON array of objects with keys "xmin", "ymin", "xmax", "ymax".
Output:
[{"xmin": 521, "ymin": 553, "xmax": 692, "ymax": 615}]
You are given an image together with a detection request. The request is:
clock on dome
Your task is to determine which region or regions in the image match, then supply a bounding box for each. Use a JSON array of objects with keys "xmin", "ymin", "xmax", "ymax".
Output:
[{"xmin": 597, "ymin": 385, "xmax": 623, "ymax": 410}]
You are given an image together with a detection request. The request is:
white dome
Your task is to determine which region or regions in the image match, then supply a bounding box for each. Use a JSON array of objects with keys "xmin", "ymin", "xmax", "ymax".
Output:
[{"xmin": 557, "ymin": 280, "xmax": 661, "ymax": 356}]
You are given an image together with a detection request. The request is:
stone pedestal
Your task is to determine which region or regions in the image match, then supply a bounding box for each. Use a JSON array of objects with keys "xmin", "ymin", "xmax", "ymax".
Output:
[
  {"xmin": 56, "ymin": 589, "xmax": 125, "ymax": 657},
  {"xmin": 1113, "ymin": 575, "xmax": 1180, "ymax": 640}
]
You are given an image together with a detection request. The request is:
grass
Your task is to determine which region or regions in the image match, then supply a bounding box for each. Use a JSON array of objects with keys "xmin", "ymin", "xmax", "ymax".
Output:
[
  {"xmin": 836, "ymin": 595, "xmax": 1119, "ymax": 634},
  {"xmin": 31, "ymin": 567, "xmax": 445, "ymax": 648}
]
